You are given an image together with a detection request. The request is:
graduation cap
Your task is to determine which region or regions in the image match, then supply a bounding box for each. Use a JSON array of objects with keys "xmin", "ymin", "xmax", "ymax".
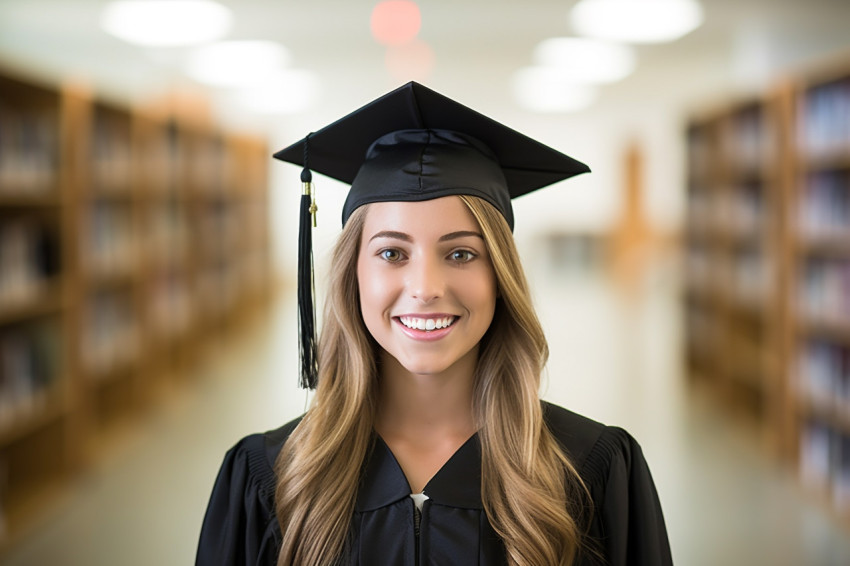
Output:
[{"xmin": 273, "ymin": 81, "xmax": 590, "ymax": 389}]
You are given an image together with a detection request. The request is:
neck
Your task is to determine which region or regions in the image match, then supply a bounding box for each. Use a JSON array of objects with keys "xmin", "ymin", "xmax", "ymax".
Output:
[{"xmin": 374, "ymin": 349, "xmax": 477, "ymax": 442}]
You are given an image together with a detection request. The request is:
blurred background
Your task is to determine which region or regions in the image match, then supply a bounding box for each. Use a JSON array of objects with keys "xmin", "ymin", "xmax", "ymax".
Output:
[{"xmin": 1, "ymin": 0, "xmax": 850, "ymax": 564}]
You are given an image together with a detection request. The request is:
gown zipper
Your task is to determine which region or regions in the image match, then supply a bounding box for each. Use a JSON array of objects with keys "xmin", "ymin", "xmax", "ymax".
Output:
[{"xmin": 413, "ymin": 504, "xmax": 421, "ymax": 566}]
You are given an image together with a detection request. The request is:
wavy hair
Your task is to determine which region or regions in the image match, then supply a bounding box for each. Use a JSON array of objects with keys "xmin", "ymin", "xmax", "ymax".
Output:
[{"xmin": 275, "ymin": 196, "xmax": 589, "ymax": 565}]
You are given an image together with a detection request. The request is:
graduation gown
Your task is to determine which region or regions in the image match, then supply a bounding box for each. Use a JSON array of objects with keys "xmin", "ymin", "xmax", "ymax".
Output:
[{"xmin": 195, "ymin": 403, "xmax": 673, "ymax": 565}]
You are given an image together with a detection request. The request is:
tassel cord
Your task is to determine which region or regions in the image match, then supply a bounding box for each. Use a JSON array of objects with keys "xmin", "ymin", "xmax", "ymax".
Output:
[{"xmin": 298, "ymin": 182, "xmax": 319, "ymax": 389}]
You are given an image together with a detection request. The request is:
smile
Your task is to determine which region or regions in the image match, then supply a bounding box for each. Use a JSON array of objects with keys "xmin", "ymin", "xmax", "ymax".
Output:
[{"xmin": 397, "ymin": 315, "xmax": 457, "ymax": 331}]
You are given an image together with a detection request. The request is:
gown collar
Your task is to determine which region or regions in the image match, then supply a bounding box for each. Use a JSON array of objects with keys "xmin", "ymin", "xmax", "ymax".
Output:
[{"xmin": 355, "ymin": 433, "xmax": 484, "ymax": 512}]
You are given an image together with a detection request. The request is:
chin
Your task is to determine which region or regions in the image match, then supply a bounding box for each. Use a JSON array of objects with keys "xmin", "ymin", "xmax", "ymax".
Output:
[
  {"xmin": 377, "ymin": 341, "xmax": 480, "ymax": 380},
  {"xmin": 395, "ymin": 347, "xmax": 479, "ymax": 378},
  {"xmin": 397, "ymin": 358, "xmax": 454, "ymax": 377}
]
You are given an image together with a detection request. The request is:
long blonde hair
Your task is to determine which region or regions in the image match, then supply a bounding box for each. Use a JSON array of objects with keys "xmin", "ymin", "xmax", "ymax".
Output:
[{"xmin": 275, "ymin": 196, "xmax": 589, "ymax": 565}]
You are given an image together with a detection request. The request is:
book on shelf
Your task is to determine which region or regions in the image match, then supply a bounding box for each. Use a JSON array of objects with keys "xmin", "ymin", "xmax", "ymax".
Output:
[
  {"xmin": 684, "ymin": 303, "xmax": 721, "ymax": 359},
  {"xmin": 798, "ymin": 258, "xmax": 850, "ymax": 326},
  {"xmin": 0, "ymin": 218, "xmax": 59, "ymax": 309},
  {"xmin": 799, "ymin": 78, "xmax": 850, "ymax": 159},
  {"xmin": 91, "ymin": 113, "xmax": 132, "ymax": 194},
  {"xmin": 81, "ymin": 290, "xmax": 139, "ymax": 378},
  {"xmin": 726, "ymin": 107, "xmax": 771, "ymax": 172},
  {"xmin": 731, "ymin": 249, "xmax": 773, "ymax": 307},
  {"xmin": 189, "ymin": 136, "xmax": 225, "ymax": 194},
  {"xmin": 145, "ymin": 201, "xmax": 188, "ymax": 263},
  {"xmin": 138, "ymin": 127, "xmax": 177, "ymax": 194},
  {"xmin": 0, "ymin": 319, "xmax": 60, "ymax": 428},
  {"xmin": 148, "ymin": 271, "xmax": 193, "ymax": 339},
  {"xmin": 799, "ymin": 338, "xmax": 850, "ymax": 417},
  {"xmin": 83, "ymin": 200, "xmax": 136, "ymax": 278},
  {"xmin": 684, "ymin": 186, "xmax": 766, "ymax": 243},
  {"xmin": 0, "ymin": 105, "xmax": 58, "ymax": 195},
  {"xmin": 799, "ymin": 170, "xmax": 850, "ymax": 243},
  {"xmin": 801, "ymin": 419, "xmax": 834, "ymax": 492},
  {"xmin": 801, "ymin": 420, "xmax": 850, "ymax": 515},
  {"xmin": 729, "ymin": 183, "xmax": 765, "ymax": 238}
]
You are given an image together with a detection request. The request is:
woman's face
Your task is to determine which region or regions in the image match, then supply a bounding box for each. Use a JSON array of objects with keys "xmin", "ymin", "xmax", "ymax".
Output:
[{"xmin": 357, "ymin": 196, "xmax": 498, "ymax": 378}]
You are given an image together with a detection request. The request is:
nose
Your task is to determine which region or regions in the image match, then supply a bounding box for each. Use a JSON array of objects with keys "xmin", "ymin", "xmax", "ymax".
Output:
[{"xmin": 406, "ymin": 255, "xmax": 445, "ymax": 303}]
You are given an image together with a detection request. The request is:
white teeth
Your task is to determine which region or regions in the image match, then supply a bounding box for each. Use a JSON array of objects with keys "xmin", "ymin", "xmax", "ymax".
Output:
[{"xmin": 399, "ymin": 316, "xmax": 456, "ymax": 331}]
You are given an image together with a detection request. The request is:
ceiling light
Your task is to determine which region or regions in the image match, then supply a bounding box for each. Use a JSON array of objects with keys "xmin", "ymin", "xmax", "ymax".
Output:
[
  {"xmin": 371, "ymin": 1, "xmax": 422, "ymax": 46},
  {"xmin": 186, "ymin": 41, "xmax": 291, "ymax": 87},
  {"xmin": 101, "ymin": 0, "xmax": 232, "ymax": 47},
  {"xmin": 512, "ymin": 67, "xmax": 597, "ymax": 113},
  {"xmin": 235, "ymin": 70, "xmax": 319, "ymax": 115},
  {"xmin": 570, "ymin": 0, "xmax": 704, "ymax": 44},
  {"xmin": 533, "ymin": 37, "xmax": 635, "ymax": 84}
]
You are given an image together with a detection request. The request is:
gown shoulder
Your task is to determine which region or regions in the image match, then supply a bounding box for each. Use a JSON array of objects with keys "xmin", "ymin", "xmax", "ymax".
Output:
[
  {"xmin": 543, "ymin": 402, "xmax": 673, "ymax": 565},
  {"xmin": 195, "ymin": 417, "xmax": 301, "ymax": 566}
]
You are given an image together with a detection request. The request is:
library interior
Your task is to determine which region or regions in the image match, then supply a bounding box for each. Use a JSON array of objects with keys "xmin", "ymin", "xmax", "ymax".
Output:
[{"xmin": 1, "ymin": 1, "xmax": 850, "ymax": 564}]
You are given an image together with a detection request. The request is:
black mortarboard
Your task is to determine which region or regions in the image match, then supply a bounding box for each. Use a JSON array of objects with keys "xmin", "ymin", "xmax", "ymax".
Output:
[{"xmin": 273, "ymin": 81, "xmax": 590, "ymax": 389}]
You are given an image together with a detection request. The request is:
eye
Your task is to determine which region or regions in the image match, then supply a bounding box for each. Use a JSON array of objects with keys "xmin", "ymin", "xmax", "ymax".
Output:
[
  {"xmin": 449, "ymin": 249, "xmax": 477, "ymax": 263},
  {"xmin": 379, "ymin": 248, "xmax": 403, "ymax": 262}
]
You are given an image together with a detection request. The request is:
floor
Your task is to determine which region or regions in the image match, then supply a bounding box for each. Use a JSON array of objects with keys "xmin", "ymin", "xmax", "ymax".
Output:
[{"xmin": 2, "ymin": 250, "xmax": 850, "ymax": 566}]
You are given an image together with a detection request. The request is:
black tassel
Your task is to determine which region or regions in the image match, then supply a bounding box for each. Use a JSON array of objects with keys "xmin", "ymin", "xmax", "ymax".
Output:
[{"xmin": 298, "ymin": 134, "xmax": 318, "ymax": 389}]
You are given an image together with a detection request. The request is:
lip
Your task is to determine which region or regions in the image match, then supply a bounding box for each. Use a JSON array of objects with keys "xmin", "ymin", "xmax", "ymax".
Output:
[{"xmin": 393, "ymin": 314, "xmax": 458, "ymax": 342}]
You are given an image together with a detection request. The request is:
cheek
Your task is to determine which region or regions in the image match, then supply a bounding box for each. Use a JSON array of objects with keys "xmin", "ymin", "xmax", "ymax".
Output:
[
  {"xmin": 356, "ymin": 258, "xmax": 371, "ymax": 310},
  {"xmin": 469, "ymin": 269, "xmax": 498, "ymax": 308},
  {"xmin": 357, "ymin": 259, "xmax": 389, "ymax": 322}
]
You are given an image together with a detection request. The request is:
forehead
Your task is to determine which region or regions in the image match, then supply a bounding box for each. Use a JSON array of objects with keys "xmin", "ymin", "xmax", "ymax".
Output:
[{"xmin": 361, "ymin": 196, "xmax": 482, "ymax": 236}]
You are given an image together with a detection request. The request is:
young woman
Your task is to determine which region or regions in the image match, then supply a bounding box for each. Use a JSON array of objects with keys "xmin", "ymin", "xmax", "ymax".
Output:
[{"xmin": 196, "ymin": 83, "xmax": 672, "ymax": 566}]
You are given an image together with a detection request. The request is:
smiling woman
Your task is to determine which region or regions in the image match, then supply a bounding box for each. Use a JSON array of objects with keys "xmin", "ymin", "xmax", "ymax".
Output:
[{"xmin": 195, "ymin": 82, "xmax": 673, "ymax": 566}]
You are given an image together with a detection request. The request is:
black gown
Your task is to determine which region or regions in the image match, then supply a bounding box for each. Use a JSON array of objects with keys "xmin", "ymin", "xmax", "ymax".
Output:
[{"xmin": 195, "ymin": 403, "xmax": 673, "ymax": 565}]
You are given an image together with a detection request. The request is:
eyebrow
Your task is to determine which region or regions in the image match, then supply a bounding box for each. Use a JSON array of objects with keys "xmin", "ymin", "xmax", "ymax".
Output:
[
  {"xmin": 368, "ymin": 230, "xmax": 483, "ymax": 243},
  {"xmin": 438, "ymin": 230, "xmax": 484, "ymax": 242},
  {"xmin": 369, "ymin": 230, "xmax": 412, "ymax": 242}
]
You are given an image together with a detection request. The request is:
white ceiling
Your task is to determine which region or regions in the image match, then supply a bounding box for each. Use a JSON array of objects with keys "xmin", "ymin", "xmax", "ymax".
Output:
[
  {"xmin": 2, "ymin": 0, "xmax": 849, "ymax": 251},
  {"xmin": 1, "ymin": 0, "xmax": 849, "ymax": 129}
]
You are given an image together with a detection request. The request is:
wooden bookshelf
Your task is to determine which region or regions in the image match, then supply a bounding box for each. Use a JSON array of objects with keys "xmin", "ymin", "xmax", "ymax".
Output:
[
  {"xmin": 789, "ymin": 63, "xmax": 850, "ymax": 524},
  {"xmin": 684, "ymin": 115, "xmax": 723, "ymax": 387},
  {"xmin": 0, "ymin": 73, "xmax": 74, "ymax": 550},
  {"xmin": 685, "ymin": 93, "xmax": 786, "ymax": 444},
  {"xmin": 0, "ymin": 69, "xmax": 271, "ymax": 549},
  {"xmin": 79, "ymin": 98, "xmax": 144, "ymax": 436},
  {"xmin": 684, "ymin": 56, "xmax": 850, "ymax": 525}
]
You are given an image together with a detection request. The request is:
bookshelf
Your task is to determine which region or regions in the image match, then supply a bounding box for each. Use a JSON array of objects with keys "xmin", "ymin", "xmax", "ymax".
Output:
[
  {"xmin": 683, "ymin": 117, "xmax": 723, "ymax": 387},
  {"xmin": 0, "ymin": 71, "xmax": 76, "ymax": 548},
  {"xmin": 685, "ymin": 58, "xmax": 850, "ymax": 525},
  {"xmin": 684, "ymin": 94, "xmax": 785, "ymax": 443},
  {"xmin": 792, "ymin": 65, "xmax": 850, "ymax": 522},
  {"xmin": 0, "ymin": 69, "xmax": 271, "ymax": 548}
]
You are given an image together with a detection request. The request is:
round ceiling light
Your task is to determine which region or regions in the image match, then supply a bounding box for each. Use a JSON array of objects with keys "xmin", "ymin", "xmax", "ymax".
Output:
[
  {"xmin": 570, "ymin": 0, "xmax": 704, "ymax": 44},
  {"xmin": 101, "ymin": 0, "xmax": 232, "ymax": 47}
]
